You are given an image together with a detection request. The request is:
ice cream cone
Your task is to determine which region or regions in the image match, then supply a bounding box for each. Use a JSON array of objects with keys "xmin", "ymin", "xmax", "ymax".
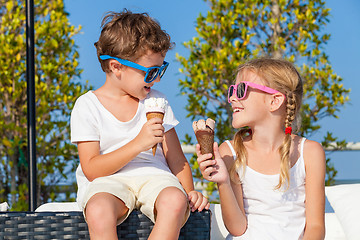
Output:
[
  {"xmin": 195, "ymin": 129, "xmax": 214, "ymax": 155},
  {"xmin": 144, "ymin": 97, "xmax": 168, "ymax": 156},
  {"xmin": 146, "ymin": 111, "xmax": 165, "ymax": 156},
  {"xmin": 193, "ymin": 118, "xmax": 215, "ymax": 156}
]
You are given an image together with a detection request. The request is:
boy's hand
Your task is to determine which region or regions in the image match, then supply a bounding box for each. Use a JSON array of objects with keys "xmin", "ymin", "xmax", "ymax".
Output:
[
  {"xmin": 188, "ymin": 191, "xmax": 210, "ymax": 212},
  {"xmin": 196, "ymin": 142, "xmax": 230, "ymax": 184},
  {"xmin": 135, "ymin": 117, "xmax": 164, "ymax": 151}
]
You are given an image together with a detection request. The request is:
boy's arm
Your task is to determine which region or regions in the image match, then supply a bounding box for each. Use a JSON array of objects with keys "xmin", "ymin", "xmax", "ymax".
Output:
[
  {"xmin": 162, "ymin": 128, "xmax": 194, "ymax": 193},
  {"xmin": 78, "ymin": 117, "xmax": 164, "ymax": 181},
  {"xmin": 162, "ymin": 128, "xmax": 209, "ymax": 211}
]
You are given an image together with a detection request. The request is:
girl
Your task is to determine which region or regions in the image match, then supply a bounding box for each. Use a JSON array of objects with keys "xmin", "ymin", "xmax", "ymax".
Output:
[{"xmin": 197, "ymin": 58, "xmax": 325, "ymax": 239}]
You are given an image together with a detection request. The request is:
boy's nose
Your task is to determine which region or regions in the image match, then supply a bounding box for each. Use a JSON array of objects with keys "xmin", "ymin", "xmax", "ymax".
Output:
[{"xmin": 153, "ymin": 75, "xmax": 161, "ymax": 83}]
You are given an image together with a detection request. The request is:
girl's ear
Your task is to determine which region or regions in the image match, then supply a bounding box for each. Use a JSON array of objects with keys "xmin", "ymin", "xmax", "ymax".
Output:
[{"xmin": 269, "ymin": 93, "xmax": 286, "ymax": 112}]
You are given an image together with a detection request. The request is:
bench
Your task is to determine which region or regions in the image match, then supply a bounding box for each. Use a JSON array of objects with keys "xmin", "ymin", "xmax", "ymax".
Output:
[{"xmin": 0, "ymin": 209, "xmax": 211, "ymax": 239}]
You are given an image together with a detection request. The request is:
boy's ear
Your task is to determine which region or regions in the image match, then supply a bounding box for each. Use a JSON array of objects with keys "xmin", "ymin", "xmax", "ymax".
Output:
[
  {"xmin": 269, "ymin": 93, "xmax": 286, "ymax": 112},
  {"xmin": 109, "ymin": 59, "xmax": 122, "ymax": 73}
]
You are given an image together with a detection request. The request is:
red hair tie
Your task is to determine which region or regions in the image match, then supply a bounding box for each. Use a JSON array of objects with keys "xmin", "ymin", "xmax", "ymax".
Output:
[{"xmin": 285, "ymin": 127, "xmax": 292, "ymax": 135}]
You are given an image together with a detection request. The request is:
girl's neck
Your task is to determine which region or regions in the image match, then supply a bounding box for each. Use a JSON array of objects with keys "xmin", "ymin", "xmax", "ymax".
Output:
[{"xmin": 246, "ymin": 125, "xmax": 286, "ymax": 153}]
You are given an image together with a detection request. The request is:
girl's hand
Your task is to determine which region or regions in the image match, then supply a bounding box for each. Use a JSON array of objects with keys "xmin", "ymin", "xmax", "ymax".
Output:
[
  {"xmin": 196, "ymin": 142, "xmax": 230, "ymax": 184},
  {"xmin": 188, "ymin": 191, "xmax": 210, "ymax": 212},
  {"xmin": 135, "ymin": 118, "xmax": 164, "ymax": 151}
]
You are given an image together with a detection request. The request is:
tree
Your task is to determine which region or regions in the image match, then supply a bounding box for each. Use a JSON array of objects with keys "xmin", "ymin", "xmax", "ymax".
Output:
[
  {"xmin": 0, "ymin": 0, "xmax": 89, "ymax": 210},
  {"xmin": 177, "ymin": 0, "xmax": 349, "ymax": 198}
]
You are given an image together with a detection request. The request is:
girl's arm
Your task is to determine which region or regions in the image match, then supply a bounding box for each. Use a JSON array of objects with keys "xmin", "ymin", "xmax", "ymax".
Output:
[
  {"xmin": 162, "ymin": 128, "xmax": 209, "ymax": 212},
  {"xmin": 78, "ymin": 117, "xmax": 164, "ymax": 181},
  {"xmin": 197, "ymin": 141, "xmax": 247, "ymax": 236},
  {"xmin": 302, "ymin": 140, "xmax": 326, "ymax": 240},
  {"xmin": 217, "ymin": 142, "xmax": 247, "ymax": 236}
]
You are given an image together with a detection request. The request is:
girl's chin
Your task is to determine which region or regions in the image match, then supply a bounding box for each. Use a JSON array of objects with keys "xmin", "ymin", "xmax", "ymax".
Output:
[{"xmin": 232, "ymin": 121, "xmax": 246, "ymax": 129}]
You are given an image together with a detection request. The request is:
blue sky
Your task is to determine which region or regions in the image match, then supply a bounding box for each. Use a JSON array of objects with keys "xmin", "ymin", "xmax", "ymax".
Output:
[{"xmin": 64, "ymin": 0, "xmax": 360, "ymax": 181}]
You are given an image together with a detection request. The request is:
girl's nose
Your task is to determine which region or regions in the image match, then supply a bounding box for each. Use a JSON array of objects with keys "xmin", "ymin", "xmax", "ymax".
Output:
[{"xmin": 229, "ymin": 91, "xmax": 238, "ymax": 103}]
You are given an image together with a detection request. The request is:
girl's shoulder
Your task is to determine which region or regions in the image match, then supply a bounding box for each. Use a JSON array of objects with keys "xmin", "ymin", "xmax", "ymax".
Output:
[
  {"xmin": 302, "ymin": 138, "xmax": 324, "ymax": 156},
  {"xmin": 290, "ymin": 135, "xmax": 323, "ymax": 154},
  {"xmin": 219, "ymin": 140, "xmax": 234, "ymax": 156},
  {"xmin": 219, "ymin": 140, "xmax": 236, "ymax": 170},
  {"xmin": 301, "ymin": 137, "xmax": 326, "ymax": 170}
]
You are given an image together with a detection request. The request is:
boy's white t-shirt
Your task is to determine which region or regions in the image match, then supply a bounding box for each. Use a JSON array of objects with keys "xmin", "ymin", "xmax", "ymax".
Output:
[{"xmin": 70, "ymin": 89, "xmax": 179, "ymax": 204}]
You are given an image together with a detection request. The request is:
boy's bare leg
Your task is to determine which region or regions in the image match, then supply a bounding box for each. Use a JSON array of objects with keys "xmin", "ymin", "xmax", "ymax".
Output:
[
  {"xmin": 149, "ymin": 187, "xmax": 188, "ymax": 240},
  {"xmin": 85, "ymin": 192, "xmax": 128, "ymax": 240}
]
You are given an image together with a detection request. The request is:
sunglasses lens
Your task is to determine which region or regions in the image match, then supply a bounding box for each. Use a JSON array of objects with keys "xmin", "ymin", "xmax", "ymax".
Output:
[
  {"xmin": 237, "ymin": 83, "xmax": 246, "ymax": 99},
  {"xmin": 159, "ymin": 64, "xmax": 168, "ymax": 78},
  {"xmin": 145, "ymin": 68, "xmax": 159, "ymax": 83},
  {"xmin": 228, "ymin": 86, "xmax": 234, "ymax": 97},
  {"xmin": 228, "ymin": 85, "xmax": 235, "ymax": 102}
]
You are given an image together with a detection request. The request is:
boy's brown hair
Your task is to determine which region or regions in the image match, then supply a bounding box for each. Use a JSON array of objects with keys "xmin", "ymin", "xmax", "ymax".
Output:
[{"xmin": 94, "ymin": 9, "xmax": 174, "ymax": 73}]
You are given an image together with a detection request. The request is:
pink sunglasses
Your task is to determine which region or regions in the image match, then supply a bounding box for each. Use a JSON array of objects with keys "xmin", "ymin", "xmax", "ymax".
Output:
[{"xmin": 228, "ymin": 81, "xmax": 282, "ymax": 103}]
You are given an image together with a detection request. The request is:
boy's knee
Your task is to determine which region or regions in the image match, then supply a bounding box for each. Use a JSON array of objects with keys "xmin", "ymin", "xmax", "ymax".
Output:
[
  {"xmin": 86, "ymin": 203, "xmax": 110, "ymax": 230},
  {"xmin": 85, "ymin": 193, "xmax": 127, "ymax": 228},
  {"xmin": 156, "ymin": 187, "xmax": 188, "ymax": 213}
]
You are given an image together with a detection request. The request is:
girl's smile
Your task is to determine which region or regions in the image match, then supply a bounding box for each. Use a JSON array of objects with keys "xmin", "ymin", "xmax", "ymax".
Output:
[{"xmin": 232, "ymin": 106, "xmax": 244, "ymax": 114}]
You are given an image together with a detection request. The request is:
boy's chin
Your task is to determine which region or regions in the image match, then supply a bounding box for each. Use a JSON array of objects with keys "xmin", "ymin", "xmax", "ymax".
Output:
[
  {"xmin": 137, "ymin": 93, "xmax": 148, "ymax": 101},
  {"xmin": 133, "ymin": 89, "xmax": 151, "ymax": 101}
]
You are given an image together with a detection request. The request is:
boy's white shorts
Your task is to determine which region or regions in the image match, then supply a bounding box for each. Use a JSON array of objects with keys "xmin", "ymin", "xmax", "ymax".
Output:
[{"xmin": 81, "ymin": 173, "xmax": 190, "ymax": 225}]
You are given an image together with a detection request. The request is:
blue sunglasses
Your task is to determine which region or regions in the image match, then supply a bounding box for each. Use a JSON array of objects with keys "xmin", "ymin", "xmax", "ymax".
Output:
[{"xmin": 100, "ymin": 55, "xmax": 169, "ymax": 83}]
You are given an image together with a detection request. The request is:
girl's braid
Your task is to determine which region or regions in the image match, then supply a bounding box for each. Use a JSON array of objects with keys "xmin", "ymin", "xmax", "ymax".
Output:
[
  {"xmin": 285, "ymin": 92, "xmax": 296, "ymax": 129},
  {"xmin": 276, "ymin": 91, "xmax": 297, "ymax": 190}
]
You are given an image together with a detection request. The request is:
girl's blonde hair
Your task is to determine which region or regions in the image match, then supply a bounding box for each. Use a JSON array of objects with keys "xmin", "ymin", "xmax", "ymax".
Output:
[{"xmin": 230, "ymin": 58, "xmax": 303, "ymax": 190}]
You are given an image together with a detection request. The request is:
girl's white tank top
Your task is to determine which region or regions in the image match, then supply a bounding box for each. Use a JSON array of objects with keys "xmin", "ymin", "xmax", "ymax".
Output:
[{"xmin": 225, "ymin": 138, "xmax": 306, "ymax": 240}]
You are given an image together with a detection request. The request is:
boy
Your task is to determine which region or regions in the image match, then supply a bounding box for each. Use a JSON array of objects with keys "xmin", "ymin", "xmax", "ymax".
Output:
[{"xmin": 71, "ymin": 9, "xmax": 209, "ymax": 239}]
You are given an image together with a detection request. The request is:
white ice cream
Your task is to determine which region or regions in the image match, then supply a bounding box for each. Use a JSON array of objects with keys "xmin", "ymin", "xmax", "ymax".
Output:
[{"xmin": 144, "ymin": 97, "xmax": 168, "ymax": 113}]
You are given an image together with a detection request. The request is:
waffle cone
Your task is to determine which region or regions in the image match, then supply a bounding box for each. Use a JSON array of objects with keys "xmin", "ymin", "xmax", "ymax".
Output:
[
  {"xmin": 195, "ymin": 129, "xmax": 214, "ymax": 155},
  {"xmin": 146, "ymin": 112, "xmax": 165, "ymax": 156}
]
